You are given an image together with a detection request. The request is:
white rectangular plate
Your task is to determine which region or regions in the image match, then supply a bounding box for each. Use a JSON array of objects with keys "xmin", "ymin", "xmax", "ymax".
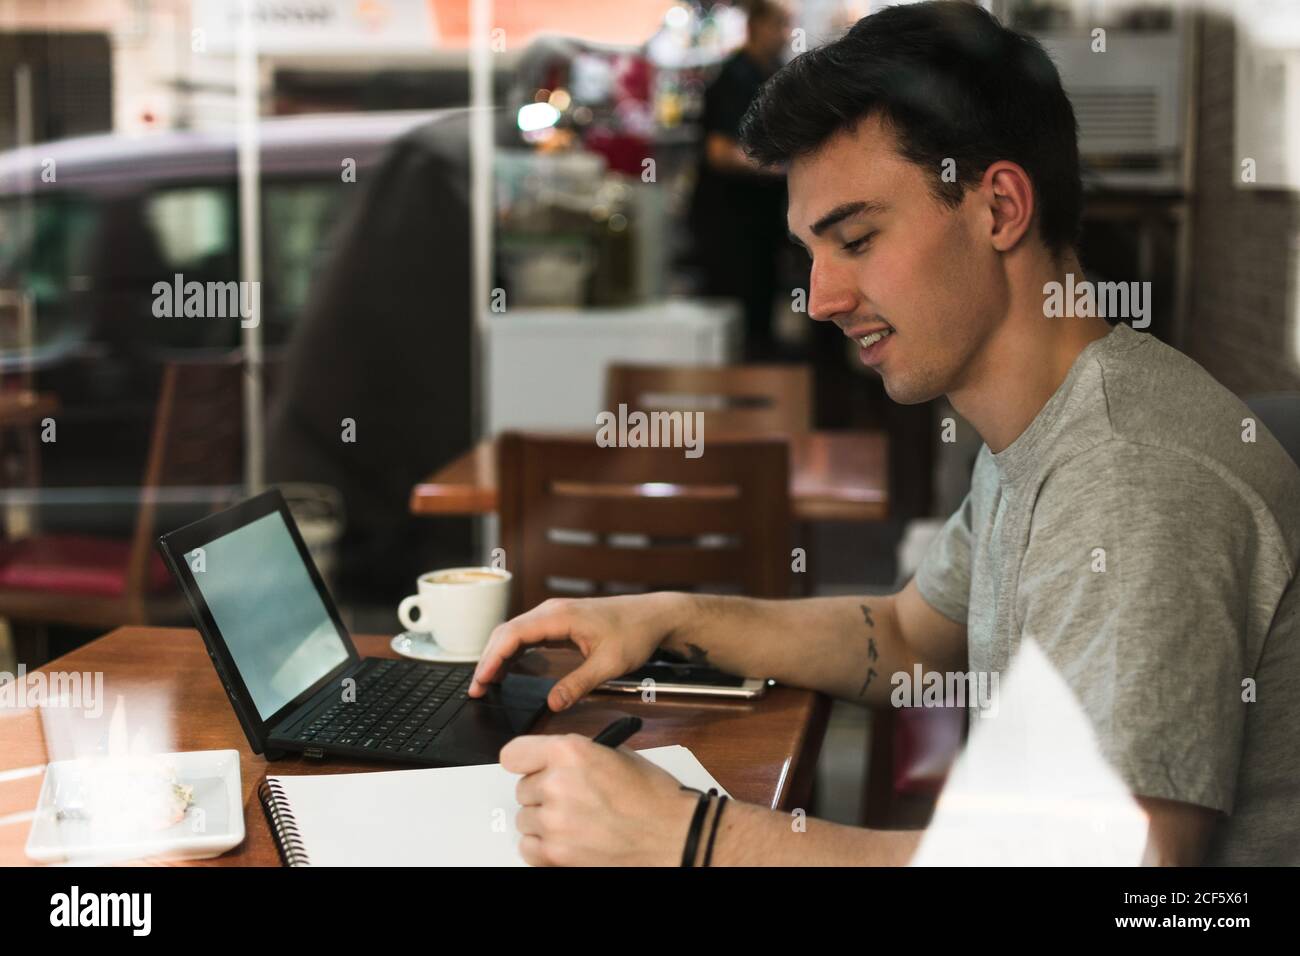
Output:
[{"xmin": 25, "ymin": 749, "xmax": 245, "ymax": 864}]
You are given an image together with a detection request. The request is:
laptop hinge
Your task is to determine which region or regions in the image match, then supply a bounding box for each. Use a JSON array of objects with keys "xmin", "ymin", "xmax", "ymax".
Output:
[{"xmin": 270, "ymin": 658, "xmax": 369, "ymax": 740}]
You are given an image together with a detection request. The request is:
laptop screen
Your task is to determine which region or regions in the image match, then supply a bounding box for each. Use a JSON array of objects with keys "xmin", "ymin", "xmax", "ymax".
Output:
[{"xmin": 190, "ymin": 509, "xmax": 349, "ymax": 721}]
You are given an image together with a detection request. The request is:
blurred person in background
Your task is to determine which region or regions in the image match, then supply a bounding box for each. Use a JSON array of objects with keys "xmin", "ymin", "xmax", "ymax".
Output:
[
  {"xmin": 266, "ymin": 113, "xmax": 477, "ymax": 607},
  {"xmin": 689, "ymin": 0, "xmax": 790, "ymax": 360}
]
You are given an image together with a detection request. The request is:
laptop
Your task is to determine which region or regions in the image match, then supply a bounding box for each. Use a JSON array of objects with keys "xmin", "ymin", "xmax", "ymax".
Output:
[{"xmin": 157, "ymin": 489, "xmax": 555, "ymax": 766}]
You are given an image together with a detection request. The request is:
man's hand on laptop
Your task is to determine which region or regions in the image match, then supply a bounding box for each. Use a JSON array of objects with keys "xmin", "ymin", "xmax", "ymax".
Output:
[
  {"xmin": 469, "ymin": 594, "xmax": 683, "ymax": 712},
  {"xmin": 501, "ymin": 732, "xmax": 697, "ymax": 866}
]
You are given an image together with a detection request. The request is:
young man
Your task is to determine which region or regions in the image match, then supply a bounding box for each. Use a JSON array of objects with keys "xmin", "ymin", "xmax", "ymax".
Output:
[
  {"xmin": 469, "ymin": 1, "xmax": 1300, "ymax": 866},
  {"xmin": 689, "ymin": 0, "xmax": 790, "ymax": 360}
]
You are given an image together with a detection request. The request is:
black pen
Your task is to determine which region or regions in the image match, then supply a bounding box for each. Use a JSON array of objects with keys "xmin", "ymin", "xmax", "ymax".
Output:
[{"xmin": 592, "ymin": 716, "xmax": 642, "ymax": 748}]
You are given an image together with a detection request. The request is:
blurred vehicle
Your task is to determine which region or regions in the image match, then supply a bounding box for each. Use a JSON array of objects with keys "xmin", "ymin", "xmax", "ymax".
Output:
[{"xmin": 0, "ymin": 111, "xmax": 439, "ymax": 536}]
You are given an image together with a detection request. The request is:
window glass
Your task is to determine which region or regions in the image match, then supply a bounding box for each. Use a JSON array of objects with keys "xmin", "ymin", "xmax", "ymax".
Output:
[
  {"xmin": 144, "ymin": 186, "xmax": 235, "ymax": 276},
  {"xmin": 0, "ymin": 194, "xmax": 98, "ymax": 310},
  {"xmin": 262, "ymin": 179, "xmax": 348, "ymax": 337}
]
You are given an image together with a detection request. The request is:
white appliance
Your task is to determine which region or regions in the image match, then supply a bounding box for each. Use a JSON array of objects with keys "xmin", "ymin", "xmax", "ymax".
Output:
[{"xmin": 484, "ymin": 298, "xmax": 741, "ymax": 433}]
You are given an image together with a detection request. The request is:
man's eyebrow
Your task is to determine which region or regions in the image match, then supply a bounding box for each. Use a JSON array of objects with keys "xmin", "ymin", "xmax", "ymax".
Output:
[{"xmin": 809, "ymin": 200, "xmax": 890, "ymax": 237}]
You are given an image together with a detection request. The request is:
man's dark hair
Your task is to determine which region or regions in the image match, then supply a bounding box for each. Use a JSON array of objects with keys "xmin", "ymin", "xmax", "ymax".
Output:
[{"xmin": 739, "ymin": 0, "xmax": 1081, "ymax": 256}]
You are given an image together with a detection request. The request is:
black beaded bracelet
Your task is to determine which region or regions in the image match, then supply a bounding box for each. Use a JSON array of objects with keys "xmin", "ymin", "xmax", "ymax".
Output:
[
  {"xmin": 703, "ymin": 795, "xmax": 728, "ymax": 867},
  {"xmin": 679, "ymin": 786, "xmax": 717, "ymax": 867}
]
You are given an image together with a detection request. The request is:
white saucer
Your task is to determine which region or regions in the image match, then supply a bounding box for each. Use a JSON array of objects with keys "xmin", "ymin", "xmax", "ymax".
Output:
[
  {"xmin": 390, "ymin": 631, "xmax": 482, "ymax": 664},
  {"xmin": 26, "ymin": 749, "xmax": 244, "ymax": 864}
]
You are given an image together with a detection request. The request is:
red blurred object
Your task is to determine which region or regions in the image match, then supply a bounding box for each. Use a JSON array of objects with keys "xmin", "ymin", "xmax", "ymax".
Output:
[
  {"xmin": 0, "ymin": 358, "xmax": 241, "ymax": 640},
  {"xmin": 616, "ymin": 54, "xmax": 653, "ymax": 102},
  {"xmin": 583, "ymin": 128, "xmax": 652, "ymax": 177},
  {"xmin": 0, "ymin": 535, "xmax": 172, "ymax": 597},
  {"xmin": 892, "ymin": 707, "xmax": 966, "ymax": 795}
]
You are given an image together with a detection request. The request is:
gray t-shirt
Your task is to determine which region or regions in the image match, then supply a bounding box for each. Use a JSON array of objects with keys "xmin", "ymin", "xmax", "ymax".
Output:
[{"xmin": 915, "ymin": 321, "xmax": 1300, "ymax": 865}]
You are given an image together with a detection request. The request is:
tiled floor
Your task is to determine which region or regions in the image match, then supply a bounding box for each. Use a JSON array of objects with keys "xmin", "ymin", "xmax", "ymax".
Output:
[{"xmin": 811, "ymin": 700, "xmax": 873, "ymax": 825}]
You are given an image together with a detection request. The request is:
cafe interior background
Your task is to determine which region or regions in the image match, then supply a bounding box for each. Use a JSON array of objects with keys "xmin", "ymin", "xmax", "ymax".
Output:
[{"xmin": 0, "ymin": 0, "xmax": 1297, "ymax": 829}]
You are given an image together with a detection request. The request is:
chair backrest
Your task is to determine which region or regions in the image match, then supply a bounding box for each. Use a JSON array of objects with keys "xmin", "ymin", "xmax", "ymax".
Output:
[
  {"xmin": 125, "ymin": 355, "xmax": 245, "ymax": 599},
  {"xmin": 605, "ymin": 363, "xmax": 813, "ymax": 435},
  {"xmin": 498, "ymin": 432, "xmax": 791, "ymax": 615},
  {"xmin": 1245, "ymin": 393, "xmax": 1300, "ymax": 468}
]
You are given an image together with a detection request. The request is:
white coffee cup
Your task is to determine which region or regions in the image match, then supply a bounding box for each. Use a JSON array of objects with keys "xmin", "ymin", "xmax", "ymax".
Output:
[{"xmin": 397, "ymin": 567, "xmax": 511, "ymax": 655}]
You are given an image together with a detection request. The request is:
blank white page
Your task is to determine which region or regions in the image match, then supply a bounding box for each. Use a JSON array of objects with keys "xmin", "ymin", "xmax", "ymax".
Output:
[{"xmin": 266, "ymin": 745, "xmax": 729, "ymax": 866}]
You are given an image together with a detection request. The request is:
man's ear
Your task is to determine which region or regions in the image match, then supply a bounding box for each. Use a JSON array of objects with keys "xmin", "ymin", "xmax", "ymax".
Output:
[{"xmin": 982, "ymin": 160, "xmax": 1036, "ymax": 253}]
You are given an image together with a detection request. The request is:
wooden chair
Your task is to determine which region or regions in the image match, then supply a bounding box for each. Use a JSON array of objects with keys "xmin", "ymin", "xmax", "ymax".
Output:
[
  {"xmin": 0, "ymin": 290, "xmax": 54, "ymax": 503},
  {"xmin": 605, "ymin": 363, "xmax": 813, "ymax": 435},
  {"xmin": 608, "ymin": 362, "xmax": 818, "ymax": 597},
  {"xmin": 0, "ymin": 356, "xmax": 244, "ymax": 638},
  {"xmin": 498, "ymin": 432, "xmax": 791, "ymax": 615}
]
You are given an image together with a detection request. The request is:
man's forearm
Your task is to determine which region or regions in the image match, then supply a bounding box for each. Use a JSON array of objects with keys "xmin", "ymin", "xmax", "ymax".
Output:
[
  {"xmin": 706, "ymin": 133, "xmax": 781, "ymax": 176},
  {"xmin": 658, "ymin": 592, "xmax": 919, "ymax": 706},
  {"xmin": 695, "ymin": 799, "xmax": 923, "ymax": 865}
]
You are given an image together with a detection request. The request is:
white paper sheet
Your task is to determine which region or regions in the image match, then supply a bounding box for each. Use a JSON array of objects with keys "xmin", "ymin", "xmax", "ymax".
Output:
[{"xmin": 267, "ymin": 745, "xmax": 727, "ymax": 866}]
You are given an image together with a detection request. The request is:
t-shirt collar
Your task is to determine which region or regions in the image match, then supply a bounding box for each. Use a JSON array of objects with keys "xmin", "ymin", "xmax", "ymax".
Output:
[{"xmin": 989, "ymin": 322, "xmax": 1134, "ymax": 485}]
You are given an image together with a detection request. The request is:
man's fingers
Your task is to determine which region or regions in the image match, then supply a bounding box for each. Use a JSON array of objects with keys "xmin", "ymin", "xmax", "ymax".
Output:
[
  {"xmin": 470, "ymin": 605, "xmax": 572, "ymax": 694},
  {"xmin": 515, "ymin": 805, "xmax": 543, "ymax": 837},
  {"xmin": 499, "ymin": 733, "xmax": 564, "ymax": 776},
  {"xmin": 516, "ymin": 770, "xmax": 543, "ymax": 807},
  {"xmin": 546, "ymin": 653, "xmax": 624, "ymax": 711},
  {"xmin": 518, "ymin": 834, "xmax": 546, "ymax": 866},
  {"xmin": 469, "ymin": 623, "xmax": 529, "ymax": 692}
]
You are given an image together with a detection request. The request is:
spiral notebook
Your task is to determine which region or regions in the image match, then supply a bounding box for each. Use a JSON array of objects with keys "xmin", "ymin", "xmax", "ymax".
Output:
[{"xmin": 259, "ymin": 745, "xmax": 728, "ymax": 866}]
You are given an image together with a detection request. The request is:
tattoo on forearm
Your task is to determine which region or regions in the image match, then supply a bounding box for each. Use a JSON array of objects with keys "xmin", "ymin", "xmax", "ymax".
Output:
[
  {"xmin": 685, "ymin": 642, "xmax": 710, "ymax": 666},
  {"xmin": 858, "ymin": 604, "xmax": 877, "ymax": 697}
]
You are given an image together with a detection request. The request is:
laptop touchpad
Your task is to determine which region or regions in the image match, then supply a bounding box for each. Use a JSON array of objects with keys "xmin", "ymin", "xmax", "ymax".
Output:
[{"xmin": 434, "ymin": 702, "xmax": 542, "ymax": 764}]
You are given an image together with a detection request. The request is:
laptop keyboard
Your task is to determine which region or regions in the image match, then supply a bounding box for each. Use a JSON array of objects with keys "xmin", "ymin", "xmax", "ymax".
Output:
[{"xmin": 291, "ymin": 660, "xmax": 473, "ymax": 757}]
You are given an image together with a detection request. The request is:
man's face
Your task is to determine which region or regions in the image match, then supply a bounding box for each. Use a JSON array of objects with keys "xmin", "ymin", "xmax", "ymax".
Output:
[{"xmin": 787, "ymin": 115, "xmax": 1008, "ymax": 404}]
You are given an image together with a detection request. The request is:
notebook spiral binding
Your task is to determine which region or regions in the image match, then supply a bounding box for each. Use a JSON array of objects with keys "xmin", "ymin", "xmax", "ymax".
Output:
[{"xmin": 258, "ymin": 778, "xmax": 311, "ymax": 867}]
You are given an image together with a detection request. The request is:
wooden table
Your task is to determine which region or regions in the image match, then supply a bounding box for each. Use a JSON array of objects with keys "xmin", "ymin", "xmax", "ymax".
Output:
[
  {"xmin": 0, "ymin": 627, "xmax": 829, "ymax": 866},
  {"xmin": 411, "ymin": 430, "xmax": 889, "ymax": 522},
  {"xmin": 0, "ymin": 390, "xmax": 58, "ymax": 429}
]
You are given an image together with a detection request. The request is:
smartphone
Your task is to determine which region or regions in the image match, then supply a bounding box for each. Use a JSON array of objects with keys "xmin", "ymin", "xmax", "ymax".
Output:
[{"xmin": 598, "ymin": 660, "xmax": 770, "ymax": 699}]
